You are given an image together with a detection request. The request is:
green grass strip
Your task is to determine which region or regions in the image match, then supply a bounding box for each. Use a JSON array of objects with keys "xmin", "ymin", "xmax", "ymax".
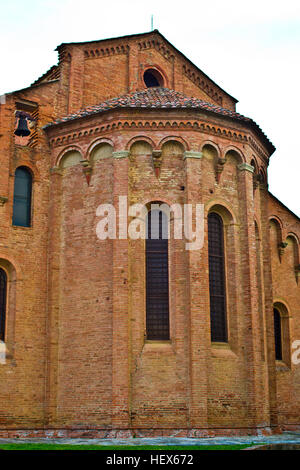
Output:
[{"xmin": 0, "ymin": 443, "xmax": 257, "ymax": 451}]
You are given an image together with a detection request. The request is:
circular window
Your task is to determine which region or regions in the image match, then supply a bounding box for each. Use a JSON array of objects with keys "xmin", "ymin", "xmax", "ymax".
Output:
[{"xmin": 143, "ymin": 68, "xmax": 164, "ymax": 88}]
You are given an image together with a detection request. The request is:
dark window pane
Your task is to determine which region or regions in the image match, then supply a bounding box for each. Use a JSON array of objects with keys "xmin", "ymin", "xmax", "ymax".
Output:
[
  {"xmin": 274, "ymin": 308, "xmax": 282, "ymax": 360},
  {"xmin": 0, "ymin": 268, "xmax": 7, "ymax": 342},
  {"xmin": 12, "ymin": 167, "xmax": 32, "ymax": 227},
  {"xmin": 144, "ymin": 70, "xmax": 162, "ymax": 88},
  {"xmin": 146, "ymin": 209, "xmax": 169, "ymax": 340},
  {"xmin": 208, "ymin": 213, "xmax": 227, "ymax": 342}
]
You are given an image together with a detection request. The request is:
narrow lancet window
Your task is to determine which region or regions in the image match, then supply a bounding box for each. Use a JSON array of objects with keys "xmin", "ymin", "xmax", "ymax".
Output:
[
  {"xmin": 0, "ymin": 269, "xmax": 7, "ymax": 342},
  {"xmin": 12, "ymin": 167, "xmax": 32, "ymax": 227},
  {"xmin": 146, "ymin": 209, "xmax": 169, "ymax": 340},
  {"xmin": 274, "ymin": 308, "xmax": 282, "ymax": 360},
  {"xmin": 208, "ymin": 212, "xmax": 227, "ymax": 342}
]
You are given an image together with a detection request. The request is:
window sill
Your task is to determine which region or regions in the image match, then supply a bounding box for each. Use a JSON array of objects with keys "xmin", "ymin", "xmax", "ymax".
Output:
[
  {"xmin": 143, "ymin": 340, "xmax": 174, "ymax": 354},
  {"xmin": 275, "ymin": 360, "xmax": 291, "ymax": 372},
  {"xmin": 12, "ymin": 225, "xmax": 33, "ymax": 231},
  {"xmin": 211, "ymin": 342, "xmax": 237, "ymax": 359}
]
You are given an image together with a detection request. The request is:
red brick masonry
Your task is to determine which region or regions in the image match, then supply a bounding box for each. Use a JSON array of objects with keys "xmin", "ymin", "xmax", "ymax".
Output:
[{"xmin": 0, "ymin": 30, "xmax": 299, "ymax": 437}]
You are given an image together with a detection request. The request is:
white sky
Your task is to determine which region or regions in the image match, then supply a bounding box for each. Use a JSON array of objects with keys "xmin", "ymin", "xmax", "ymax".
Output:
[{"xmin": 1, "ymin": 0, "xmax": 299, "ymax": 216}]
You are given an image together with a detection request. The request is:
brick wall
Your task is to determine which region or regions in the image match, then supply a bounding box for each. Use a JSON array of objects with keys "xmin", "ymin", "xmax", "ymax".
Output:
[{"xmin": 0, "ymin": 31, "xmax": 298, "ymax": 436}]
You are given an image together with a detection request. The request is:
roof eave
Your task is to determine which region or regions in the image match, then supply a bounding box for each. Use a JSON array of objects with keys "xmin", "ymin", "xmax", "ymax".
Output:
[
  {"xmin": 5, "ymin": 79, "xmax": 60, "ymax": 96},
  {"xmin": 43, "ymin": 104, "xmax": 274, "ymax": 155}
]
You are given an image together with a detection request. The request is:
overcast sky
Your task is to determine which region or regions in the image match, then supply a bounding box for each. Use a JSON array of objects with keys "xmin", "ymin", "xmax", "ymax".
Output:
[{"xmin": 1, "ymin": 0, "xmax": 299, "ymax": 216}]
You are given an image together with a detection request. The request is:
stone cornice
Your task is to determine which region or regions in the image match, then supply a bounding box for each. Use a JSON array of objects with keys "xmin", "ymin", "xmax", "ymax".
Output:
[
  {"xmin": 183, "ymin": 151, "xmax": 203, "ymax": 160},
  {"xmin": 238, "ymin": 163, "xmax": 255, "ymax": 173},
  {"xmin": 113, "ymin": 150, "xmax": 129, "ymax": 159}
]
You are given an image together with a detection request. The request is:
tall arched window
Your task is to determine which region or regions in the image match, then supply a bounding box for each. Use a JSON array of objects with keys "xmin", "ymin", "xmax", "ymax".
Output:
[
  {"xmin": 12, "ymin": 167, "xmax": 32, "ymax": 227},
  {"xmin": 208, "ymin": 212, "xmax": 227, "ymax": 342},
  {"xmin": 273, "ymin": 308, "xmax": 282, "ymax": 360},
  {"xmin": 146, "ymin": 208, "xmax": 169, "ymax": 340},
  {"xmin": 0, "ymin": 268, "xmax": 7, "ymax": 342}
]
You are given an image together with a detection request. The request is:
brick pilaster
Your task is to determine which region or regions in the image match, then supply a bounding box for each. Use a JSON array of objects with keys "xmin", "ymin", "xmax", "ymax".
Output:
[
  {"xmin": 111, "ymin": 150, "xmax": 130, "ymax": 428},
  {"xmin": 237, "ymin": 163, "xmax": 265, "ymax": 426},
  {"xmin": 68, "ymin": 47, "xmax": 85, "ymax": 114},
  {"xmin": 184, "ymin": 151, "xmax": 209, "ymax": 430},
  {"xmin": 257, "ymin": 182, "xmax": 278, "ymax": 427},
  {"xmin": 128, "ymin": 43, "xmax": 139, "ymax": 92},
  {"xmin": 45, "ymin": 167, "xmax": 63, "ymax": 426}
]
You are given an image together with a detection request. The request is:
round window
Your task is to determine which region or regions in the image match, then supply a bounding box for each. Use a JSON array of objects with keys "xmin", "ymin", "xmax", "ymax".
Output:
[{"xmin": 143, "ymin": 68, "xmax": 164, "ymax": 88}]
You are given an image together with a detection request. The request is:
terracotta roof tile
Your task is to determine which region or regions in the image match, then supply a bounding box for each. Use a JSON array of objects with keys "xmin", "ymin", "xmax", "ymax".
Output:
[{"xmin": 44, "ymin": 87, "xmax": 275, "ymax": 153}]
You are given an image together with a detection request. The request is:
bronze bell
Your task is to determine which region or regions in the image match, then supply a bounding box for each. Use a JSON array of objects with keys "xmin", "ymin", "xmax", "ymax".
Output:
[{"xmin": 14, "ymin": 115, "xmax": 31, "ymax": 137}]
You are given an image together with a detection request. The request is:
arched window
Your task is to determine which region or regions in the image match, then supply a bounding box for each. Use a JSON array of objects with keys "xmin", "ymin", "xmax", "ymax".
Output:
[
  {"xmin": 12, "ymin": 167, "xmax": 32, "ymax": 227},
  {"xmin": 273, "ymin": 308, "xmax": 282, "ymax": 360},
  {"xmin": 0, "ymin": 268, "xmax": 7, "ymax": 342},
  {"xmin": 143, "ymin": 68, "xmax": 164, "ymax": 88},
  {"xmin": 208, "ymin": 212, "xmax": 227, "ymax": 342},
  {"xmin": 146, "ymin": 208, "xmax": 169, "ymax": 340}
]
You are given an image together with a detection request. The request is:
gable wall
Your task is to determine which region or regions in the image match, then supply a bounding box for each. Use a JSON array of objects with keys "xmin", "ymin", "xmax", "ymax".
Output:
[
  {"xmin": 83, "ymin": 54, "xmax": 128, "ymax": 106},
  {"xmin": 63, "ymin": 33, "xmax": 236, "ymax": 115}
]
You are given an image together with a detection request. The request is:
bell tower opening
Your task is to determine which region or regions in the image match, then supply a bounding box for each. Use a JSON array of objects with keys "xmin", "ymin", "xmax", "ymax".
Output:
[
  {"xmin": 14, "ymin": 99, "xmax": 38, "ymax": 147},
  {"xmin": 143, "ymin": 68, "xmax": 164, "ymax": 88}
]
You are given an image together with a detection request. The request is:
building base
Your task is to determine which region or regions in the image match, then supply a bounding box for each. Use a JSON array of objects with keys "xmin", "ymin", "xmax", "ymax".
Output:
[{"xmin": 0, "ymin": 425, "xmax": 295, "ymax": 439}]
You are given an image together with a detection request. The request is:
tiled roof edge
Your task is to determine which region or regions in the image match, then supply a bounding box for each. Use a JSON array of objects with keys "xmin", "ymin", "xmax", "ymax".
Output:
[{"xmin": 43, "ymin": 87, "xmax": 274, "ymax": 154}]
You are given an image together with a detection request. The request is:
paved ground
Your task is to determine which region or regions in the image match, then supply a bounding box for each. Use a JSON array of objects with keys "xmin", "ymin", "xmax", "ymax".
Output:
[{"xmin": 0, "ymin": 431, "xmax": 300, "ymax": 446}]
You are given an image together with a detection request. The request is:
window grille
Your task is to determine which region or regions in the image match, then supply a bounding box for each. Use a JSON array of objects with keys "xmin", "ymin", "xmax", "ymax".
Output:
[
  {"xmin": 146, "ymin": 209, "xmax": 170, "ymax": 340},
  {"xmin": 0, "ymin": 269, "xmax": 7, "ymax": 342},
  {"xmin": 273, "ymin": 308, "xmax": 282, "ymax": 360},
  {"xmin": 208, "ymin": 212, "xmax": 227, "ymax": 342},
  {"xmin": 12, "ymin": 167, "xmax": 32, "ymax": 227}
]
